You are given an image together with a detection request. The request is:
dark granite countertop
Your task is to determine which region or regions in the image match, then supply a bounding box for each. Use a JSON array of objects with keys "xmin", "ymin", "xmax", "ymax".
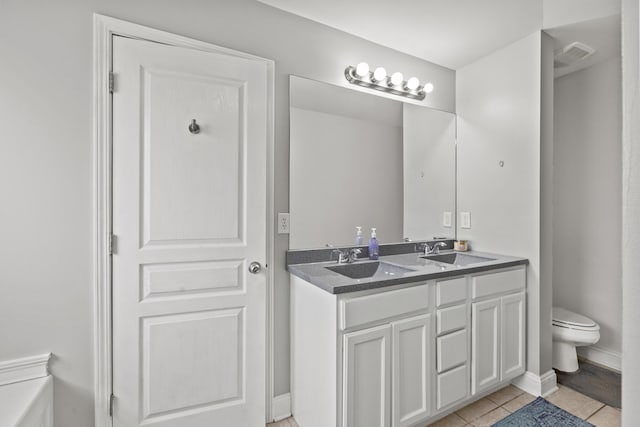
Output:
[{"xmin": 287, "ymin": 250, "xmax": 528, "ymax": 294}]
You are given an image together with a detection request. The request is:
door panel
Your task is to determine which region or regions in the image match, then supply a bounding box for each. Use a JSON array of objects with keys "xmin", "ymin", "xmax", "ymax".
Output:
[
  {"xmin": 112, "ymin": 35, "xmax": 268, "ymax": 427},
  {"xmin": 142, "ymin": 309, "xmax": 243, "ymax": 418},
  {"xmin": 343, "ymin": 325, "xmax": 391, "ymax": 427},
  {"xmin": 471, "ymin": 298, "xmax": 500, "ymax": 395},
  {"xmin": 391, "ymin": 314, "xmax": 432, "ymax": 427},
  {"xmin": 142, "ymin": 69, "xmax": 244, "ymax": 246},
  {"xmin": 501, "ymin": 292, "xmax": 526, "ymax": 379}
]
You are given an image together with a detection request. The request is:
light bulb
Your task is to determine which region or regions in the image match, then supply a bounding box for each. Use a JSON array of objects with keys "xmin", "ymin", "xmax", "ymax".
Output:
[
  {"xmin": 355, "ymin": 62, "xmax": 370, "ymax": 77},
  {"xmin": 406, "ymin": 77, "xmax": 420, "ymax": 90},
  {"xmin": 423, "ymin": 82, "xmax": 434, "ymax": 93},
  {"xmin": 373, "ymin": 67, "xmax": 387, "ymax": 82},
  {"xmin": 390, "ymin": 72, "xmax": 404, "ymax": 86}
]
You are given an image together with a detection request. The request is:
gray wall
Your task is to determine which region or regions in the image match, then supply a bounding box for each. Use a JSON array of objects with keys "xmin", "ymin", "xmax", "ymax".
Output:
[
  {"xmin": 456, "ymin": 32, "xmax": 553, "ymax": 377},
  {"xmin": 553, "ymin": 57, "xmax": 622, "ymax": 365},
  {"xmin": 622, "ymin": 0, "xmax": 640, "ymax": 423},
  {"xmin": 0, "ymin": 1, "xmax": 454, "ymax": 425}
]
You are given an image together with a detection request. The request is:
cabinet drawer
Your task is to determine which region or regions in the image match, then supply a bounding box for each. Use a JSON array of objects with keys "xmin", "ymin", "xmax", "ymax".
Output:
[
  {"xmin": 437, "ymin": 304, "xmax": 467, "ymax": 335},
  {"xmin": 340, "ymin": 284, "xmax": 429, "ymax": 330},
  {"xmin": 437, "ymin": 329, "xmax": 467, "ymax": 373},
  {"xmin": 437, "ymin": 365, "xmax": 468, "ymax": 410},
  {"xmin": 471, "ymin": 267, "xmax": 525, "ymax": 300},
  {"xmin": 436, "ymin": 277, "xmax": 467, "ymax": 306}
]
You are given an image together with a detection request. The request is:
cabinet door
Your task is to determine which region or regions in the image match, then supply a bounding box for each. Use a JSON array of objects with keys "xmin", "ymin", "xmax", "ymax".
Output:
[
  {"xmin": 391, "ymin": 314, "xmax": 432, "ymax": 427},
  {"xmin": 343, "ymin": 325, "xmax": 391, "ymax": 427},
  {"xmin": 501, "ymin": 292, "xmax": 525, "ymax": 380},
  {"xmin": 471, "ymin": 298, "xmax": 500, "ymax": 395}
]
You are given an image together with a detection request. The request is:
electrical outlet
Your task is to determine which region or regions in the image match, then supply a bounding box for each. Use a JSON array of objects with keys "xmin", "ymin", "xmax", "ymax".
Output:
[
  {"xmin": 460, "ymin": 212, "xmax": 471, "ymax": 229},
  {"xmin": 278, "ymin": 213, "xmax": 290, "ymax": 234},
  {"xmin": 443, "ymin": 211, "xmax": 452, "ymax": 227}
]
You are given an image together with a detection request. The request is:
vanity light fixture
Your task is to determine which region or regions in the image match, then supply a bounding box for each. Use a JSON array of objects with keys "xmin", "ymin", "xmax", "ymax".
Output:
[{"xmin": 345, "ymin": 62, "xmax": 432, "ymax": 100}]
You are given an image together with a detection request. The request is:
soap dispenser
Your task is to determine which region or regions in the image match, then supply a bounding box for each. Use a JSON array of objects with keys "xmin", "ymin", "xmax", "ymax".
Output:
[
  {"xmin": 368, "ymin": 228, "xmax": 379, "ymax": 260},
  {"xmin": 355, "ymin": 226, "xmax": 363, "ymax": 246}
]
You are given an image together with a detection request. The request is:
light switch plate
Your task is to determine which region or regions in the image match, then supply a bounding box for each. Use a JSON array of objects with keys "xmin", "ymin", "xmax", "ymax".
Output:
[
  {"xmin": 278, "ymin": 213, "xmax": 290, "ymax": 234},
  {"xmin": 460, "ymin": 212, "xmax": 471, "ymax": 229},
  {"xmin": 443, "ymin": 211, "xmax": 452, "ymax": 227}
]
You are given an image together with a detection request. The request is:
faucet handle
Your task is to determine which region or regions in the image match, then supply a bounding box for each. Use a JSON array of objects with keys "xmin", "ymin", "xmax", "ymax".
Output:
[
  {"xmin": 331, "ymin": 248, "xmax": 349, "ymax": 264},
  {"xmin": 432, "ymin": 242, "xmax": 447, "ymax": 254},
  {"xmin": 348, "ymin": 248, "xmax": 362, "ymax": 263}
]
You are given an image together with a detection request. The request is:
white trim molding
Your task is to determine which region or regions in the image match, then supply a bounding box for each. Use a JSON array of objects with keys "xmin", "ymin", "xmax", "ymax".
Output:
[
  {"xmin": 93, "ymin": 14, "xmax": 275, "ymax": 427},
  {"xmin": 271, "ymin": 393, "xmax": 292, "ymax": 422},
  {"xmin": 0, "ymin": 353, "xmax": 52, "ymax": 387},
  {"xmin": 578, "ymin": 346, "xmax": 622, "ymax": 373},
  {"xmin": 512, "ymin": 369, "xmax": 558, "ymax": 397}
]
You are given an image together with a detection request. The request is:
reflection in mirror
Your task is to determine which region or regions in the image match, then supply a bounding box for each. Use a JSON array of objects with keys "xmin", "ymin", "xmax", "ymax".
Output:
[
  {"xmin": 289, "ymin": 75, "xmax": 456, "ymax": 249},
  {"xmin": 403, "ymin": 105, "xmax": 457, "ymax": 241}
]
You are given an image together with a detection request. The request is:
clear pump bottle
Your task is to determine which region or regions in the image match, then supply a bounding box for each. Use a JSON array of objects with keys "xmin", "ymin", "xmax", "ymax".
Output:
[{"xmin": 355, "ymin": 226, "xmax": 363, "ymax": 246}]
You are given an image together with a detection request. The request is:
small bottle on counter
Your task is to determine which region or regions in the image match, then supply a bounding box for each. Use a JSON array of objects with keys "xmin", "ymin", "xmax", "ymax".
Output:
[
  {"xmin": 368, "ymin": 228, "xmax": 379, "ymax": 260},
  {"xmin": 454, "ymin": 240, "xmax": 469, "ymax": 251},
  {"xmin": 355, "ymin": 226, "xmax": 363, "ymax": 246}
]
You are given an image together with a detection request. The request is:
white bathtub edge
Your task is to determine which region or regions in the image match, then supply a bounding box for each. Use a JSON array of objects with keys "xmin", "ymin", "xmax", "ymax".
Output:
[{"xmin": 0, "ymin": 353, "xmax": 52, "ymax": 387}]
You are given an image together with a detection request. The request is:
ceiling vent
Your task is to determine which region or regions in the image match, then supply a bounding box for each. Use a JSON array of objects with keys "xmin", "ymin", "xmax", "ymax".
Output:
[{"xmin": 554, "ymin": 42, "xmax": 596, "ymax": 68}]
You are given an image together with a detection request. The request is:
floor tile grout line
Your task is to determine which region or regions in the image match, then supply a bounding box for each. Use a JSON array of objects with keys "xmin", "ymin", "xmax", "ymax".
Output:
[
  {"xmin": 586, "ymin": 404, "xmax": 608, "ymax": 422},
  {"xmin": 580, "ymin": 402, "xmax": 606, "ymax": 420}
]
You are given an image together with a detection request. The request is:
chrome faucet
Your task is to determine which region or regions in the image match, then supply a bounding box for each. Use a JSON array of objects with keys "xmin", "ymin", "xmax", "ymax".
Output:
[
  {"xmin": 332, "ymin": 247, "xmax": 362, "ymax": 264},
  {"xmin": 426, "ymin": 242, "xmax": 448, "ymax": 255},
  {"xmin": 417, "ymin": 241, "xmax": 447, "ymax": 255}
]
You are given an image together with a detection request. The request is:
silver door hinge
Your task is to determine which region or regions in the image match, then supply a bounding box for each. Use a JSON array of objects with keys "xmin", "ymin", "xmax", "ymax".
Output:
[
  {"xmin": 109, "ymin": 233, "xmax": 117, "ymax": 255},
  {"xmin": 109, "ymin": 393, "xmax": 115, "ymax": 417},
  {"xmin": 109, "ymin": 71, "xmax": 115, "ymax": 93}
]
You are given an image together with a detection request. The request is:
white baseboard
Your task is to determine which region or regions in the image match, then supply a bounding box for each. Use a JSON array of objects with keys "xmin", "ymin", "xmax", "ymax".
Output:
[
  {"xmin": 512, "ymin": 369, "xmax": 558, "ymax": 397},
  {"xmin": 577, "ymin": 345, "xmax": 622, "ymax": 373},
  {"xmin": 272, "ymin": 393, "xmax": 292, "ymax": 422},
  {"xmin": 0, "ymin": 353, "xmax": 52, "ymax": 387}
]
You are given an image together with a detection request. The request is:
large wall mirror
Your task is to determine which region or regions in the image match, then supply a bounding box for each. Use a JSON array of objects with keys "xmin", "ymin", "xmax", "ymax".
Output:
[{"xmin": 289, "ymin": 75, "xmax": 456, "ymax": 249}]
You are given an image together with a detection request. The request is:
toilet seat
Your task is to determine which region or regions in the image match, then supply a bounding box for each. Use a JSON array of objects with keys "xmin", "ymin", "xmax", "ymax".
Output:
[{"xmin": 552, "ymin": 307, "xmax": 599, "ymax": 331}]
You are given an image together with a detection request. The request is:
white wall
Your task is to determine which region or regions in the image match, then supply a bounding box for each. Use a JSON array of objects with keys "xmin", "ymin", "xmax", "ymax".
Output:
[
  {"xmin": 543, "ymin": 0, "xmax": 621, "ymax": 28},
  {"xmin": 622, "ymin": 0, "xmax": 640, "ymax": 423},
  {"xmin": 456, "ymin": 32, "xmax": 554, "ymax": 378},
  {"xmin": 0, "ymin": 1, "xmax": 455, "ymax": 425},
  {"xmin": 553, "ymin": 57, "xmax": 622, "ymax": 366},
  {"xmin": 290, "ymin": 107, "xmax": 403, "ymax": 248}
]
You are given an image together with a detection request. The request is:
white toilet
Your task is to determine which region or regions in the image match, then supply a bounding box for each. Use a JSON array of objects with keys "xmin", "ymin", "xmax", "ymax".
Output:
[{"xmin": 552, "ymin": 307, "xmax": 600, "ymax": 372}]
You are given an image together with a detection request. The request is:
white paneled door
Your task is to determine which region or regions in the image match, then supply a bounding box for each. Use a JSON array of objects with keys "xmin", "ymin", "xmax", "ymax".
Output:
[{"xmin": 111, "ymin": 36, "xmax": 268, "ymax": 427}]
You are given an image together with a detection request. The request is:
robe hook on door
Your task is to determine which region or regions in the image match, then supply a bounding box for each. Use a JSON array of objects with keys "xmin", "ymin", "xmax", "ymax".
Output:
[{"xmin": 188, "ymin": 119, "xmax": 200, "ymax": 134}]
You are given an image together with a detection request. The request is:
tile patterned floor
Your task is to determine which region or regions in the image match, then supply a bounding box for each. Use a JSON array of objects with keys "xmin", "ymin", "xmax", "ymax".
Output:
[{"xmin": 267, "ymin": 384, "xmax": 621, "ymax": 427}]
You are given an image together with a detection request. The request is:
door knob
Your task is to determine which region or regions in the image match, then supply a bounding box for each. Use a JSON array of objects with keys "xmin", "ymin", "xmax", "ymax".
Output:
[{"xmin": 248, "ymin": 261, "xmax": 262, "ymax": 274}]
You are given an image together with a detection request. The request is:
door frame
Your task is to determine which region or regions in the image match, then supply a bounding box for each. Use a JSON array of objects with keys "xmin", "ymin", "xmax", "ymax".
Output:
[{"xmin": 92, "ymin": 14, "xmax": 275, "ymax": 427}]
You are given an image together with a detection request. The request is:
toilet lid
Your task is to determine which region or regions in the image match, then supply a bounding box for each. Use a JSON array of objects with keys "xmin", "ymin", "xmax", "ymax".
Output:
[{"xmin": 552, "ymin": 307, "xmax": 596, "ymax": 328}]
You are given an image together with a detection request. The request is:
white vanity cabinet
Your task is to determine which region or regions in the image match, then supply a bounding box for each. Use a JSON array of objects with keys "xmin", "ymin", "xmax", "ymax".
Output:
[
  {"xmin": 470, "ymin": 267, "xmax": 526, "ymax": 395},
  {"xmin": 290, "ymin": 263, "xmax": 526, "ymax": 427},
  {"xmin": 291, "ymin": 276, "xmax": 433, "ymax": 427}
]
